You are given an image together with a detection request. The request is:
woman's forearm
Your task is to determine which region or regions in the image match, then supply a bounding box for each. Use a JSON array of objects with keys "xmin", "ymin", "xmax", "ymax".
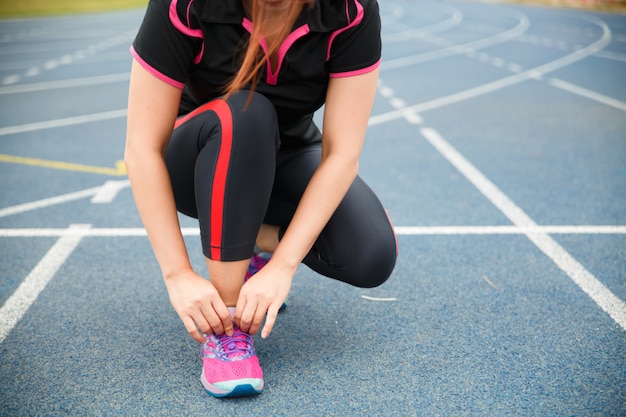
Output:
[
  {"xmin": 125, "ymin": 59, "xmax": 190, "ymax": 280},
  {"xmin": 272, "ymin": 152, "xmax": 359, "ymax": 272},
  {"xmin": 271, "ymin": 70, "xmax": 378, "ymax": 274},
  {"xmin": 125, "ymin": 147, "xmax": 192, "ymax": 280}
]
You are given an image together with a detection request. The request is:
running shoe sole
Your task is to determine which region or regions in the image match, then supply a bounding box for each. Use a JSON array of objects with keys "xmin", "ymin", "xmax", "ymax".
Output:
[{"xmin": 201, "ymin": 373, "xmax": 264, "ymax": 398}]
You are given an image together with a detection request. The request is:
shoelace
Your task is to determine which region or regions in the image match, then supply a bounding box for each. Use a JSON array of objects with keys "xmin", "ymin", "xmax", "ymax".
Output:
[{"xmin": 205, "ymin": 329, "xmax": 254, "ymax": 360}]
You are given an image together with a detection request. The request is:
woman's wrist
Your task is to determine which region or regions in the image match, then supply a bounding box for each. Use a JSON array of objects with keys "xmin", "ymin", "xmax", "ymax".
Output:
[
  {"xmin": 267, "ymin": 249, "xmax": 300, "ymax": 276},
  {"xmin": 162, "ymin": 265, "xmax": 195, "ymax": 282}
]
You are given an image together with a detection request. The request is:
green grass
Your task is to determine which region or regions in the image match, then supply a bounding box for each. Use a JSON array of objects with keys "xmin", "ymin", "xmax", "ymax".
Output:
[
  {"xmin": 0, "ymin": 0, "xmax": 147, "ymax": 18},
  {"xmin": 498, "ymin": 0, "xmax": 626, "ymax": 13},
  {"xmin": 0, "ymin": 0, "xmax": 623, "ymax": 19}
]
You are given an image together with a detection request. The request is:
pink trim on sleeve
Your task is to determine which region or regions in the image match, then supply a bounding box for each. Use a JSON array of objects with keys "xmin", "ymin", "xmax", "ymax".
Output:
[
  {"xmin": 130, "ymin": 45, "xmax": 185, "ymax": 89},
  {"xmin": 329, "ymin": 58, "xmax": 380, "ymax": 78}
]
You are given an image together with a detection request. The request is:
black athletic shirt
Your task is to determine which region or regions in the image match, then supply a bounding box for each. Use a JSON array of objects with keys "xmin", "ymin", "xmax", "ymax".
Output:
[{"xmin": 131, "ymin": 0, "xmax": 381, "ymax": 148}]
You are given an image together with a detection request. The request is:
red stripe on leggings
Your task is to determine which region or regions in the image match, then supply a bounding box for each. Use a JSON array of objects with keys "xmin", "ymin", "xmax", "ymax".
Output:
[{"xmin": 174, "ymin": 99, "xmax": 233, "ymax": 260}]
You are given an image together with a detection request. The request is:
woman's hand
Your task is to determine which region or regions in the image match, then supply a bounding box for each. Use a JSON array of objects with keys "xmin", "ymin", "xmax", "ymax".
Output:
[
  {"xmin": 164, "ymin": 270, "xmax": 234, "ymax": 343},
  {"xmin": 234, "ymin": 262, "xmax": 293, "ymax": 339}
]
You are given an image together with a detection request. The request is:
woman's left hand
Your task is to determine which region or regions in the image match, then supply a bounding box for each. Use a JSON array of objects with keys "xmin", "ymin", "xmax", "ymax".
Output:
[{"xmin": 234, "ymin": 262, "xmax": 293, "ymax": 339}]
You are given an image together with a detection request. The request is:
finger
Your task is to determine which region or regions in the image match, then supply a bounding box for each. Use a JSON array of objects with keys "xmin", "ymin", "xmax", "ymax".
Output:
[
  {"xmin": 201, "ymin": 304, "xmax": 225, "ymax": 335},
  {"xmin": 261, "ymin": 304, "xmax": 280, "ymax": 339},
  {"xmin": 212, "ymin": 300, "xmax": 234, "ymax": 336},
  {"xmin": 182, "ymin": 316, "xmax": 207, "ymax": 343},
  {"xmin": 238, "ymin": 301, "xmax": 257, "ymax": 334},
  {"xmin": 233, "ymin": 297, "xmax": 244, "ymax": 329},
  {"xmin": 248, "ymin": 305, "xmax": 267, "ymax": 336},
  {"xmin": 233, "ymin": 291, "xmax": 248, "ymax": 328},
  {"xmin": 191, "ymin": 309, "xmax": 214, "ymax": 334}
]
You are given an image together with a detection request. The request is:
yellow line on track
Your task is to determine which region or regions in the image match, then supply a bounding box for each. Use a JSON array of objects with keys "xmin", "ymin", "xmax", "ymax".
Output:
[{"xmin": 0, "ymin": 153, "xmax": 127, "ymax": 176}]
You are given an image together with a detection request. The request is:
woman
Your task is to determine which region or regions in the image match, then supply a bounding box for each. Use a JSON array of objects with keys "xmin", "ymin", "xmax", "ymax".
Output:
[{"xmin": 125, "ymin": 0, "xmax": 397, "ymax": 398}]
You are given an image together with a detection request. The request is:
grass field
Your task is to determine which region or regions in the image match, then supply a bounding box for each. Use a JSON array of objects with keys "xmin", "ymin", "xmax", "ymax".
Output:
[
  {"xmin": 0, "ymin": 0, "xmax": 624, "ymax": 18},
  {"xmin": 503, "ymin": 0, "xmax": 626, "ymax": 12},
  {"xmin": 0, "ymin": 0, "xmax": 147, "ymax": 18}
]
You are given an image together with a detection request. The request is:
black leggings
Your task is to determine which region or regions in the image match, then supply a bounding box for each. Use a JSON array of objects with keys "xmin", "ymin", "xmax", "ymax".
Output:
[{"xmin": 165, "ymin": 92, "xmax": 397, "ymax": 288}]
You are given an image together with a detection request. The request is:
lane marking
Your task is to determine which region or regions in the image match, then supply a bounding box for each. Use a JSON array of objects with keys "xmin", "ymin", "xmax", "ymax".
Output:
[
  {"xmin": 0, "ymin": 154, "xmax": 127, "ymax": 176},
  {"xmin": 2, "ymin": 75, "xmax": 20, "ymax": 85},
  {"xmin": 377, "ymin": 79, "xmax": 423, "ymax": 124},
  {"xmin": 91, "ymin": 180, "xmax": 131, "ymax": 203},
  {"xmin": 419, "ymin": 127, "xmax": 626, "ymax": 331},
  {"xmin": 594, "ymin": 49, "xmax": 626, "ymax": 63},
  {"xmin": 0, "ymin": 31, "xmax": 134, "ymax": 86},
  {"xmin": 381, "ymin": 12, "xmax": 529, "ymax": 70},
  {"xmin": 0, "ymin": 73, "xmax": 129, "ymax": 95},
  {"xmin": 0, "ymin": 181, "xmax": 128, "ymax": 218},
  {"xmin": 0, "ymin": 109, "xmax": 127, "ymax": 137},
  {"xmin": 483, "ymin": 275, "xmax": 498, "ymax": 290},
  {"xmin": 0, "ymin": 224, "xmax": 91, "ymax": 344},
  {"xmin": 549, "ymin": 78, "xmax": 626, "ymax": 112},
  {"xmin": 361, "ymin": 295, "xmax": 398, "ymax": 302},
  {"xmin": 395, "ymin": 226, "xmax": 626, "ymax": 235},
  {"xmin": 1, "ymin": 225, "xmax": 625, "ymax": 237},
  {"xmin": 371, "ymin": 14, "xmax": 611, "ymax": 125},
  {"xmin": 383, "ymin": 6, "xmax": 463, "ymax": 44},
  {"xmin": 0, "ymin": 187, "xmax": 101, "ymax": 218}
]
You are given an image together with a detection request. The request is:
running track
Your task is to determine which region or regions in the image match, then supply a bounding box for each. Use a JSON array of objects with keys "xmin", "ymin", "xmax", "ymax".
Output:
[{"xmin": 0, "ymin": 0, "xmax": 625, "ymax": 415}]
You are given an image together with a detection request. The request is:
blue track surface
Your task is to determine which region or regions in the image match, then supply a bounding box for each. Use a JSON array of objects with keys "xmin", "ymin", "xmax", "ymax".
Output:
[{"xmin": 1, "ymin": 1, "xmax": 625, "ymax": 415}]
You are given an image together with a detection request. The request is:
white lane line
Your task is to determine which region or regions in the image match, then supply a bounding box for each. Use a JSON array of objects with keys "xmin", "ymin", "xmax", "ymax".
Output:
[
  {"xmin": 361, "ymin": 295, "xmax": 398, "ymax": 302},
  {"xmin": 0, "ymin": 31, "xmax": 135, "ymax": 86},
  {"xmin": 379, "ymin": 2, "xmax": 404, "ymax": 22},
  {"xmin": 594, "ymin": 49, "xmax": 626, "ymax": 62},
  {"xmin": 90, "ymin": 180, "xmax": 131, "ymax": 204},
  {"xmin": 0, "ymin": 180, "xmax": 129, "ymax": 218},
  {"xmin": 1, "ymin": 75, "xmax": 20, "ymax": 85},
  {"xmin": 395, "ymin": 226, "xmax": 626, "ymax": 235},
  {"xmin": 381, "ymin": 12, "xmax": 529, "ymax": 70},
  {"xmin": 383, "ymin": 6, "xmax": 463, "ymax": 44},
  {"xmin": 0, "ymin": 73, "xmax": 130, "ymax": 95},
  {"xmin": 0, "ymin": 109, "xmax": 127, "ymax": 137},
  {"xmin": 1, "ymin": 225, "xmax": 626, "ymax": 237},
  {"xmin": 0, "ymin": 224, "xmax": 91, "ymax": 344},
  {"xmin": 0, "ymin": 186, "xmax": 101, "ymax": 218},
  {"xmin": 370, "ymin": 70, "xmax": 534, "ymax": 125},
  {"xmin": 0, "ymin": 228, "xmax": 149, "ymax": 237},
  {"xmin": 549, "ymin": 78, "xmax": 626, "ymax": 112},
  {"xmin": 419, "ymin": 127, "xmax": 626, "ymax": 331},
  {"xmin": 370, "ymin": 14, "xmax": 611, "ymax": 125}
]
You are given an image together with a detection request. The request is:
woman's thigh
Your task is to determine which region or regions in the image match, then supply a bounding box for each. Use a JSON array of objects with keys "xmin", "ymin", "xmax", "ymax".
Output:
[{"xmin": 266, "ymin": 145, "xmax": 398, "ymax": 288}]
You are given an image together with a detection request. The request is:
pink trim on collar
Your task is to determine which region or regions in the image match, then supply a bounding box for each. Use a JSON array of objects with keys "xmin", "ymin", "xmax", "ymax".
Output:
[
  {"xmin": 242, "ymin": 18, "xmax": 311, "ymax": 85},
  {"xmin": 326, "ymin": 0, "xmax": 365, "ymax": 61},
  {"xmin": 169, "ymin": 0, "xmax": 204, "ymax": 64}
]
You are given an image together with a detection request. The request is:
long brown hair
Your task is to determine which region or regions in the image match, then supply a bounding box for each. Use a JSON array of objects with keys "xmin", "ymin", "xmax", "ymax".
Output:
[{"xmin": 224, "ymin": 0, "xmax": 313, "ymax": 98}]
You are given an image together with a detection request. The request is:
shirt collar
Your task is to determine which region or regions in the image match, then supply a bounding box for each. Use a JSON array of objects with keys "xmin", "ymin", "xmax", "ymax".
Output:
[{"xmin": 201, "ymin": 0, "xmax": 350, "ymax": 32}]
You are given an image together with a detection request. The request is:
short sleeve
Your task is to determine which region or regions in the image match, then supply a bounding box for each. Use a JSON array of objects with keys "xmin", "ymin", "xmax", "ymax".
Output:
[
  {"xmin": 327, "ymin": 0, "xmax": 381, "ymax": 78},
  {"xmin": 131, "ymin": 0, "xmax": 204, "ymax": 88}
]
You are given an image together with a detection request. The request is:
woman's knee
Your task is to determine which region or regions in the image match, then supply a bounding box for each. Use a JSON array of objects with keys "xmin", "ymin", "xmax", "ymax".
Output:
[
  {"xmin": 226, "ymin": 91, "xmax": 280, "ymax": 151},
  {"xmin": 308, "ymin": 224, "xmax": 397, "ymax": 288},
  {"xmin": 349, "ymin": 234, "xmax": 397, "ymax": 288}
]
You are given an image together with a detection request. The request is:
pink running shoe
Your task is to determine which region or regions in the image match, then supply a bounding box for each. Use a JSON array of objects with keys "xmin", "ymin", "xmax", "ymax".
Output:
[
  {"xmin": 245, "ymin": 252, "xmax": 286, "ymax": 312},
  {"xmin": 245, "ymin": 252, "xmax": 272, "ymax": 282},
  {"xmin": 201, "ymin": 327, "xmax": 264, "ymax": 397}
]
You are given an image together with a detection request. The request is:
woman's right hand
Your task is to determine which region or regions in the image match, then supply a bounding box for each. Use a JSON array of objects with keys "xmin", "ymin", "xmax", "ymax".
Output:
[{"xmin": 163, "ymin": 270, "xmax": 234, "ymax": 343}]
